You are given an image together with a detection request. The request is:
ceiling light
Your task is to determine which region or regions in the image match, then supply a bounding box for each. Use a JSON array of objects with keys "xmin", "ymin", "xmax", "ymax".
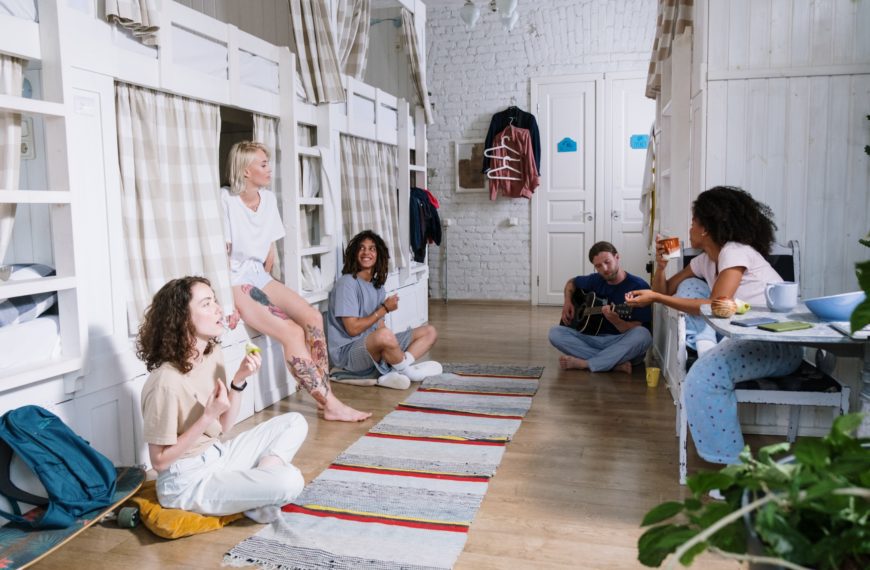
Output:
[
  {"xmin": 497, "ymin": 0, "xmax": 518, "ymax": 17},
  {"xmin": 459, "ymin": 0, "xmax": 480, "ymax": 30}
]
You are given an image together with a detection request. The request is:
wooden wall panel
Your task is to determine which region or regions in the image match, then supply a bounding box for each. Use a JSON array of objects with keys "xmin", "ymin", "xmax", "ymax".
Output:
[
  {"xmin": 708, "ymin": 0, "xmax": 868, "ymax": 72},
  {"xmin": 704, "ymin": 74, "xmax": 870, "ymax": 299}
]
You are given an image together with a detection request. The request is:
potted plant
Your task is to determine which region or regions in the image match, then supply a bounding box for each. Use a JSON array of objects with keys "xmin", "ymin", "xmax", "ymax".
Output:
[{"xmin": 637, "ymin": 413, "xmax": 870, "ymax": 569}]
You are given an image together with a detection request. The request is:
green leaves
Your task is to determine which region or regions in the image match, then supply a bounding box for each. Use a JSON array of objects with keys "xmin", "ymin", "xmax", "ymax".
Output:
[
  {"xmin": 637, "ymin": 413, "xmax": 870, "ymax": 568},
  {"xmin": 852, "ymin": 259, "xmax": 870, "ymax": 333}
]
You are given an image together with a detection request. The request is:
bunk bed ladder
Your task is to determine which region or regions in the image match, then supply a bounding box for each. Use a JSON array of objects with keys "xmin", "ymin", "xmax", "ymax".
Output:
[{"xmin": 0, "ymin": 1, "xmax": 85, "ymax": 392}]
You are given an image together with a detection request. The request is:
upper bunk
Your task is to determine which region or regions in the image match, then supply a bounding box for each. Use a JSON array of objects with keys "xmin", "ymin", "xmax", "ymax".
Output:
[{"xmin": 0, "ymin": 0, "xmax": 420, "ymax": 148}]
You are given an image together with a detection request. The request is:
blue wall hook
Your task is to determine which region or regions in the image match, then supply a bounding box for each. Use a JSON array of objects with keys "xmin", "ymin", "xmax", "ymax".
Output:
[{"xmin": 557, "ymin": 137, "xmax": 577, "ymax": 153}]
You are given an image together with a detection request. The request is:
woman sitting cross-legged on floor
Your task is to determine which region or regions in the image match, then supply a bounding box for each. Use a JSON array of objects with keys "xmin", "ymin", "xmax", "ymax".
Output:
[
  {"xmin": 221, "ymin": 141, "xmax": 369, "ymax": 422},
  {"xmin": 326, "ymin": 230, "xmax": 441, "ymax": 389},
  {"xmin": 137, "ymin": 276, "xmax": 308, "ymax": 524},
  {"xmin": 624, "ymin": 186, "xmax": 802, "ymax": 464}
]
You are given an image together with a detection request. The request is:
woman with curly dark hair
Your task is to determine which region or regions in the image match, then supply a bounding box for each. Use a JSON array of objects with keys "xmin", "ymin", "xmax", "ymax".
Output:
[
  {"xmin": 326, "ymin": 230, "xmax": 440, "ymax": 389},
  {"xmin": 137, "ymin": 276, "xmax": 309, "ymax": 523},
  {"xmin": 625, "ymin": 186, "xmax": 802, "ymax": 465}
]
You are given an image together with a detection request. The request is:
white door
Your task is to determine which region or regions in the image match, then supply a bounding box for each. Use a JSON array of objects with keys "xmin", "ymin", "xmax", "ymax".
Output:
[
  {"xmin": 605, "ymin": 74, "xmax": 656, "ymax": 278},
  {"xmin": 532, "ymin": 76, "xmax": 600, "ymax": 305}
]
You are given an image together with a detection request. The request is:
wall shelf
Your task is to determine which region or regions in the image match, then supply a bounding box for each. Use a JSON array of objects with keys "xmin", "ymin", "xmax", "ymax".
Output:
[
  {"xmin": 0, "ymin": 276, "xmax": 77, "ymax": 299},
  {"xmin": 300, "ymin": 245, "xmax": 330, "ymax": 256}
]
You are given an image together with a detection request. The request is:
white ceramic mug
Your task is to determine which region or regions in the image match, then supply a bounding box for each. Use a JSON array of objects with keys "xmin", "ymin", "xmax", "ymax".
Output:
[{"xmin": 765, "ymin": 281, "xmax": 799, "ymax": 312}]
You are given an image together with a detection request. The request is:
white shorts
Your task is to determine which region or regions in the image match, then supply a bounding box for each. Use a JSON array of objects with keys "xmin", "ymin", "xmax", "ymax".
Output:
[{"xmin": 231, "ymin": 261, "xmax": 273, "ymax": 290}]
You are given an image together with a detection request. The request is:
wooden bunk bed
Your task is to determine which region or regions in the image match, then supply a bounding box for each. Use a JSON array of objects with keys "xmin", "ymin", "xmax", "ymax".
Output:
[{"xmin": 0, "ymin": 0, "xmax": 429, "ymax": 469}]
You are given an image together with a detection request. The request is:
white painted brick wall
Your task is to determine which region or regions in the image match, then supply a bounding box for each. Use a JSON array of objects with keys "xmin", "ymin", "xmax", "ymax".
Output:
[{"xmin": 425, "ymin": 0, "xmax": 657, "ymax": 301}]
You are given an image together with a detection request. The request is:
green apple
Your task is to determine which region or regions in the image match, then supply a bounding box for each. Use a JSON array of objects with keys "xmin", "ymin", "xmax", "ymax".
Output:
[
  {"xmin": 735, "ymin": 298, "xmax": 751, "ymax": 314},
  {"xmin": 245, "ymin": 342, "xmax": 262, "ymax": 355}
]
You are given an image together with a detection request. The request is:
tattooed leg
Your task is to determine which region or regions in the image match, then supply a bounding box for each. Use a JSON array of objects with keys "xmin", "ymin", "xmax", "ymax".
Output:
[
  {"xmin": 287, "ymin": 356, "xmax": 330, "ymax": 405},
  {"xmin": 304, "ymin": 324, "xmax": 330, "ymax": 379},
  {"xmin": 242, "ymin": 284, "xmax": 289, "ymax": 320}
]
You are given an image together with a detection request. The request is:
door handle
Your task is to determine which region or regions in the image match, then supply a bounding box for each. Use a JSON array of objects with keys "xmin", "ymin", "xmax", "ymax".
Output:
[
  {"xmin": 612, "ymin": 210, "xmax": 621, "ymax": 221},
  {"xmin": 584, "ymin": 211, "xmax": 593, "ymax": 222}
]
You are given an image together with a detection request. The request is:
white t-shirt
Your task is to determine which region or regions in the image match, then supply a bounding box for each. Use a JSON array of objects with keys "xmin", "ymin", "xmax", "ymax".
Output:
[
  {"xmin": 689, "ymin": 241, "xmax": 783, "ymax": 305},
  {"xmin": 221, "ymin": 187, "xmax": 285, "ymax": 285}
]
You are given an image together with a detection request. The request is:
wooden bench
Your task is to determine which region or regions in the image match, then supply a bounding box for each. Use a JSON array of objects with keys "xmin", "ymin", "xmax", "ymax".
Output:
[{"xmin": 659, "ymin": 241, "xmax": 851, "ymax": 483}]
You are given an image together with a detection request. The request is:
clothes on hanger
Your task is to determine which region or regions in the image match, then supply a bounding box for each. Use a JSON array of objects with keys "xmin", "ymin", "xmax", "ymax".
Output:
[
  {"xmin": 482, "ymin": 106, "xmax": 541, "ymax": 173},
  {"xmin": 409, "ymin": 187, "xmax": 441, "ymax": 263},
  {"xmin": 487, "ymin": 124, "xmax": 539, "ymax": 201}
]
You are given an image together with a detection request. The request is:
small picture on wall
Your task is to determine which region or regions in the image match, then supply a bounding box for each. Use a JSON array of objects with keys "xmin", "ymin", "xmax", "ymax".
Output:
[{"xmin": 455, "ymin": 140, "xmax": 486, "ymax": 193}]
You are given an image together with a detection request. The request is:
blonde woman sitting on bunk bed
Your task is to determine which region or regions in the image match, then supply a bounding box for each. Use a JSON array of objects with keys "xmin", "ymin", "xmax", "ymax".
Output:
[
  {"xmin": 221, "ymin": 141, "xmax": 370, "ymax": 422},
  {"xmin": 138, "ymin": 276, "xmax": 308, "ymax": 524}
]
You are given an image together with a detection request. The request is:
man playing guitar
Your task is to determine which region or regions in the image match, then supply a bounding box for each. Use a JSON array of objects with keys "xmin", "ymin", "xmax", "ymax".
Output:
[{"xmin": 549, "ymin": 241, "xmax": 652, "ymax": 374}]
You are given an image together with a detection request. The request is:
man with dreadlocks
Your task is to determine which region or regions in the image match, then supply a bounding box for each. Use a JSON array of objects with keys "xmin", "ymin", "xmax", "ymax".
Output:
[{"xmin": 326, "ymin": 230, "xmax": 442, "ymax": 389}]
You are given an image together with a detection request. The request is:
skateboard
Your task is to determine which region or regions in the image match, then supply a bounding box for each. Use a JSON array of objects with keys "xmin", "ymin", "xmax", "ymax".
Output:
[{"xmin": 0, "ymin": 466, "xmax": 146, "ymax": 569}]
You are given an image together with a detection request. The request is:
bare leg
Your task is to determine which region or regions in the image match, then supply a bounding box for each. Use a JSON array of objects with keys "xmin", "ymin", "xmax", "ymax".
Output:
[
  {"xmin": 236, "ymin": 283, "xmax": 371, "ymax": 422},
  {"xmin": 405, "ymin": 324, "xmax": 438, "ymax": 360}
]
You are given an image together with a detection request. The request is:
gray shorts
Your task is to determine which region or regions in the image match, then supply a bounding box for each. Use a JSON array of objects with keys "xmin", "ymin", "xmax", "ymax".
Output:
[{"xmin": 335, "ymin": 329, "xmax": 413, "ymax": 376}]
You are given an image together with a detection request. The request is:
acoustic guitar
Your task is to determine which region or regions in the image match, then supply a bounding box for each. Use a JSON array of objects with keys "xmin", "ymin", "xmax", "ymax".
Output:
[{"xmin": 560, "ymin": 287, "xmax": 633, "ymax": 335}]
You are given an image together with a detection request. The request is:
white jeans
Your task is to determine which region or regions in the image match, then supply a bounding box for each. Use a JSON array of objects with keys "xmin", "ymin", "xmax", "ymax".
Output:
[{"xmin": 156, "ymin": 412, "xmax": 308, "ymax": 516}]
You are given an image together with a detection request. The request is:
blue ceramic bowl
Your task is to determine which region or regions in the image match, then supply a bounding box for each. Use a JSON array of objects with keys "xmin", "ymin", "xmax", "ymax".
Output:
[{"xmin": 804, "ymin": 291, "xmax": 866, "ymax": 321}]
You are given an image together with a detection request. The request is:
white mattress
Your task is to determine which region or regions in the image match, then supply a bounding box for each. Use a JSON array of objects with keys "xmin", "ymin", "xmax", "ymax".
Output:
[
  {"xmin": 0, "ymin": 0, "xmax": 37, "ymax": 21},
  {"xmin": 0, "ymin": 314, "xmax": 61, "ymax": 370}
]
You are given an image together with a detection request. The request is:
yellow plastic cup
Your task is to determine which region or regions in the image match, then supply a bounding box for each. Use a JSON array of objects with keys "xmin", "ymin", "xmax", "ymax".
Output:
[{"xmin": 646, "ymin": 367, "xmax": 661, "ymax": 388}]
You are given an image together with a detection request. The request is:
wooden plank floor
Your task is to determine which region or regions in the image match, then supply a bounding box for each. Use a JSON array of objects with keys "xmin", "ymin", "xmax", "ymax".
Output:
[{"xmin": 32, "ymin": 302, "xmax": 748, "ymax": 569}]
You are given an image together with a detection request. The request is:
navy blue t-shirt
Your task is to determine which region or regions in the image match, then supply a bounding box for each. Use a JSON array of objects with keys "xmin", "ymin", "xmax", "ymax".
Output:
[{"xmin": 571, "ymin": 272, "xmax": 652, "ymax": 336}]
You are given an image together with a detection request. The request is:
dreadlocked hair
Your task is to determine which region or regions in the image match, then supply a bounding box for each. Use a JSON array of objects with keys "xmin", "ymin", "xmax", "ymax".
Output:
[
  {"xmin": 342, "ymin": 230, "xmax": 390, "ymax": 288},
  {"xmin": 692, "ymin": 186, "xmax": 778, "ymax": 256},
  {"xmin": 136, "ymin": 276, "xmax": 217, "ymax": 374}
]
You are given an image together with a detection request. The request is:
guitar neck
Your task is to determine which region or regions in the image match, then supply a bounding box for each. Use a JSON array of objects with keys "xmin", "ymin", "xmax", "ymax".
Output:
[{"xmin": 584, "ymin": 304, "xmax": 629, "ymax": 316}]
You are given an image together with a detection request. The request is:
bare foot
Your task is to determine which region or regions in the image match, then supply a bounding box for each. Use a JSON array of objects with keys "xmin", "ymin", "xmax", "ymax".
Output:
[
  {"xmin": 322, "ymin": 397, "xmax": 372, "ymax": 422},
  {"xmin": 559, "ymin": 355, "xmax": 589, "ymax": 370},
  {"xmin": 612, "ymin": 362, "xmax": 632, "ymax": 374}
]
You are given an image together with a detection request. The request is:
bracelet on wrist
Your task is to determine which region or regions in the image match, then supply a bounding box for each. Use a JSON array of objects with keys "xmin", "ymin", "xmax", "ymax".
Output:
[
  {"xmin": 230, "ymin": 380, "xmax": 248, "ymax": 392},
  {"xmin": 380, "ymin": 302, "xmax": 389, "ymax": 313}
]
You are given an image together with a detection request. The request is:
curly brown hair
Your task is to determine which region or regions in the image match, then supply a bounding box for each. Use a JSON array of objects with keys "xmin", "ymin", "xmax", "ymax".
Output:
[
  {"xmin": 692, "ymin": 186, "xmax": 778, "ymax": 255},
  {"xmin": 136, "ymin": 276, "xmax": 217, "ymax": 374},
  {"xmin": 341, "ymin": 230, "xmax": 390, "ymax": 288}
]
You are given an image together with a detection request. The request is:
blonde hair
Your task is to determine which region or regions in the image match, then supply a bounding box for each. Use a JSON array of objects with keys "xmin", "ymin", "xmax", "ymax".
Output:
[{"xmin": 226, "ymin": 141, "xmax": 270, "ymax": 196}]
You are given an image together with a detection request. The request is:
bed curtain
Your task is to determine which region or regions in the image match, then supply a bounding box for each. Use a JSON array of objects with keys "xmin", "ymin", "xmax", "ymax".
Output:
[
  {"xmin": 334, "ymin": 0, "xmax": 371, "ymax": 80},
  {"xmin": 104, "ymin": 0, "xmax": 160, "ymax": 47},
  {"xmin": 339, "ymin": 136, "xmax": 404, "ymax": 272},
  {"xmin": 253, "ymin": 114, "xmax": 283, "ymax": 282},
  {"xmin": 645, "ymin": 0, "xmax": 693, "ymax": 99},
  {"xmin": 289, "ymin": 0, "xmax": 345, "ymax": 104},
  {"xmin": 0, "ymin": 55, "xmax": 23, "ymax": 264},
  {"xmin": 115, "ymin": 83, "xmax": 231, "ymax": 332},
  {"xmin": 400, "ymin": 8, "xmax": 433, "ymax": 125}
]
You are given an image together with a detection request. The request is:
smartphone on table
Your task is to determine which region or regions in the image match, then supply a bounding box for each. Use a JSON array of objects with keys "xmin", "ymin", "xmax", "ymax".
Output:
[
  {"xmin": 731, "ymin": 317, "xmax": 778, "ymax": 327},
  {"xmin": 757, "ymin": 321, "xmax": 814, "ymax": 332}
]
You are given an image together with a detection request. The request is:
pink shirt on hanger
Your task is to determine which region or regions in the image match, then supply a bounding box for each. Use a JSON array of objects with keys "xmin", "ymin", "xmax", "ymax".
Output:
[{"xmin": 487, "ymin": 124, "xmax": 540, "ymax": 200}]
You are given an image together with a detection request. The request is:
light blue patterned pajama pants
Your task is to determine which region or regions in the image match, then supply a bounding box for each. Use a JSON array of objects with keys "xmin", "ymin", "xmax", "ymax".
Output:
[
  {"xmin": 676, "ymin": 278, "xmax": 718, "ymax": 350},
  {"xmin": 548, "ymin": 325, "xmax": 652, "ymax": 372},
  {"xmin": 684, "ymin": 337, "xmax": 803, "ymax": 464}
]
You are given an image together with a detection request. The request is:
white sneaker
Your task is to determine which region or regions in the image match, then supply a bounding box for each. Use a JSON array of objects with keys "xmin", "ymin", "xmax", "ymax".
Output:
[
  {"xmin": 407, "ymin": 360, "xmax": 443, "ymax": 380},
  {"xmin": 708, "ymin": 489, "xmax": 725, "ymax": 501},
  {"xmin": 377, "ymin": 371, "xmax": 411, "ymax": 389},
  {"xmin": 244, "ymin": 505, "xmax": 282, "ymax": 524}
]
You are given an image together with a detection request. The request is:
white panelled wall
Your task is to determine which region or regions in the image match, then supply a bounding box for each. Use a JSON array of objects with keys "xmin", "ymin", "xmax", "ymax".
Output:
[
  {"xmin": 424, "ymin": 0, "xmax": 658, "ymax": 301},
  {"xmin": 656, "ymin": 0, "xmax": 870, "ymax": 434}
]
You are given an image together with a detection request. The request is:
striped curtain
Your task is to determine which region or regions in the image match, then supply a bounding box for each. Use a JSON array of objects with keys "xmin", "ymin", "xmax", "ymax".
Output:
[
  {"xmin": 645, "ymin": 0, "xmax": 694, "ymax": 99},
  {"xmin": 0, "ymin": 55, "xmax": 23, "ymax": 264},
  {"xmin": 400, "ymin": 8, "xmax": 433, "ymax": 124},
  {"xmin": 289, "ymin": 0, "xmax": 345, "ymax": 104},
  {"xmin": 253, "ymin": 114, "xmax": 283, "ymax": 282},
  {"xmin": 115, "ymin": 83, "xmax": 231, "ymax": 332},
  {"xmin": 104, "ymin": 0, "xmax": 160, "ymax": 47},
  {"xmin": 339, "ymin": 136, "xmax": 404, "ymax": 272},
  {"xmin": 334, "ymin": 0, "xmax": 371, "ymax": 80}
]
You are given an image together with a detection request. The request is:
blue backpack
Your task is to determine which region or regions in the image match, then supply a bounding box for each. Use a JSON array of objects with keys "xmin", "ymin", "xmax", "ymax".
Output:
[{"xmin": 0, "ymin": 405, "xmax": 117, "ymax": 529}]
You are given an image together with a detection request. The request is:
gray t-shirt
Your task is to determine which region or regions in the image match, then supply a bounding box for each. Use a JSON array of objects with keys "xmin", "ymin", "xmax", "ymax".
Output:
[{"xmin": 327, "ymin": 273, "xmax": 386, "ymax": 362}]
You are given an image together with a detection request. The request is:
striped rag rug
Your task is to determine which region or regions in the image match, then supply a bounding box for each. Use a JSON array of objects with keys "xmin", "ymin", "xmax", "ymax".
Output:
[{"xmin": 225, "ymin": 363, "xmax": 542, "ymax": 570}]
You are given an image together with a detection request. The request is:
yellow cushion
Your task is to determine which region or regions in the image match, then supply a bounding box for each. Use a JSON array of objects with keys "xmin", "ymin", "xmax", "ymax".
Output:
[{"xmin": 129, "ymin": 480, "xmax": 244, "ymax": 539}]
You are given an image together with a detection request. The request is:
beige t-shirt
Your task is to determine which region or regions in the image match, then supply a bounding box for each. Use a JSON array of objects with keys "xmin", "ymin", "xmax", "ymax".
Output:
[
  {"xmin": 141, "ymin": 347, "xmax": 226, "ymax": 460},
  {"xmin": 689, "ymin": 241, "xmax": 783, "ymax": 305}
]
